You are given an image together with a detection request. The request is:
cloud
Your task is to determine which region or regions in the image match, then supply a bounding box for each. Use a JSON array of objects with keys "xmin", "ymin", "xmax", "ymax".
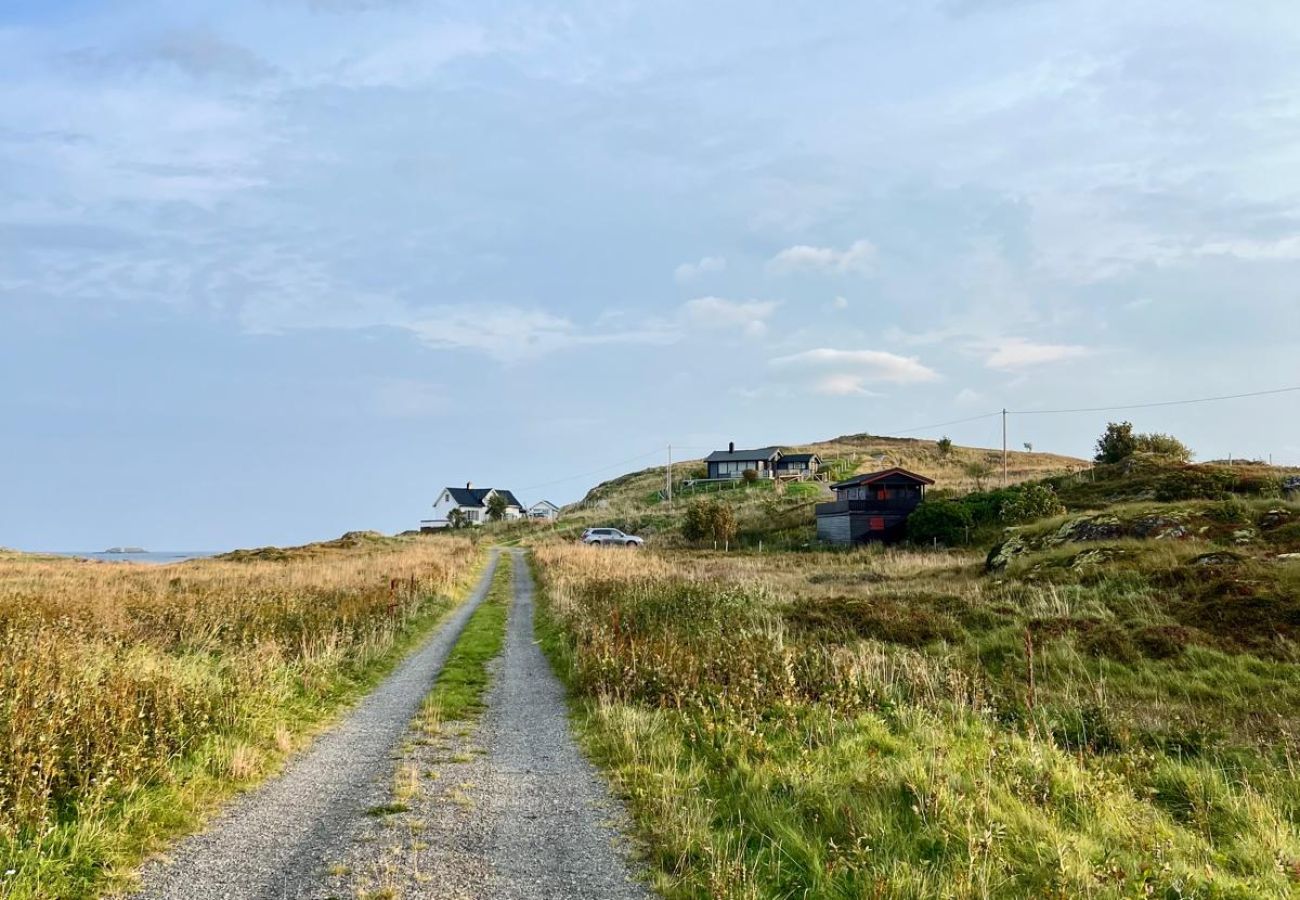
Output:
[
  {"xmin": 673, "ymin": 255, "xmax": 726, "ymax": 283},
  {"xmin": 954, "ymin": 387, "xmax": 986, "ymax": 406},
  {"xmin": 769, "ymin": 348, "xmax": 940, "ymax": 384},
  {"xmin": 681, "ymin": 296, "xmax": 778, "ymax": 338},
  {"xmin": 814, "ymin": 374, "xmax": 880, "ymax": 397},
  {"xmin": 831, "ymin": 295, "xmax": 849, "ymax": 310},
  {"xmin": 984, "ymin": 338, "xmax": 1090, "ymax": 370},
  {"xmin": 69, "ymin": 28, "xmax": 277, "ymax": 82},
  {"xmin": 331, "ymin": 23, "xmax": 492, "ymax": 87},
  {"xmin": 768, "ymin": 239, "xmax": 876, "ymax": 275}
]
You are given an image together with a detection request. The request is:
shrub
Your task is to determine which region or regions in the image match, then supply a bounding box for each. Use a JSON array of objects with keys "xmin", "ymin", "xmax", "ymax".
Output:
[
  {"xmin": 1095, "ymin": 421, "xmax": 1137, "ymax": 464},
  {"xmin": 936, "ymin": 436, "xmax": 953, "ymax": 457},
  {"xmin": 962, "ymin": 459, "xmax": 995, "ymax": 490},
  {"xmin": 1000, "ymin": 484, "xmax": 1066, "ymax": 524},
  {"xmin": 682, "ymin": 499, "xmax": 738, "ymax": 545},
  {"xmin": 1134, "ymin": 432, "xmax": 1192, "ymax": 462},
  {"xmin": 741, "ymin": 468, "xmax": 759, "ymax": 484},
  {"xmin": 907, "ymin": 501, "xmax": 973, "ymax": 546}
]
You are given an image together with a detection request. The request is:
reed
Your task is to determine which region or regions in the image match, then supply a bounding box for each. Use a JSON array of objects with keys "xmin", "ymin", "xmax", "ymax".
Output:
[{"xmin": 0, "ymin": 536, "xmax": 478, "ymax": 898}]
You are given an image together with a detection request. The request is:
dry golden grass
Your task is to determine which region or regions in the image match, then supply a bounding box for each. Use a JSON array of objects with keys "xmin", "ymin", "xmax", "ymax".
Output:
[{"xmin": 0, "ymin": 535, "xmax": 478, "ymax": 898}]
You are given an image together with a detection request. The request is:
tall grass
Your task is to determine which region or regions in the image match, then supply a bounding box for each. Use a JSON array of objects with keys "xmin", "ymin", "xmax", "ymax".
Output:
[
  {"xmin": 0, "ymin": 537, "xmax": 478, "ymax": 898},
  {"xmin": 534, "ymin": 544, "xmax": 1300, "ymax": 898}
]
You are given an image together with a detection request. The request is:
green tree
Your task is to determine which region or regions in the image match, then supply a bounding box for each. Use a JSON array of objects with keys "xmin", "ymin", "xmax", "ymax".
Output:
[
  {"xmin": 447, "ymin": 508, "xmax": 468, "ymax": 529},
  {"xmin": 1095, "ymin": 421, "xmax": 1137, "ymax": 464},
  {"xmin": 681, "ymin": 500, "xmax": 711, "ymax": 543},
  {"xmin": 486, "ymin": 492, "xmax": 509, "ymax": 522},
  {"xmin": 936, "ymin": 436, "xmax": 953, "ymax": 458},
  {"xmin": 907, "ymin": 502, "xmax": 973, "ymax": 546}
]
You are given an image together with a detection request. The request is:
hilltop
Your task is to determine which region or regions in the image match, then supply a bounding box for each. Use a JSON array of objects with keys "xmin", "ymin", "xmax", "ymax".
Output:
[{"xmin": 560, "ymin": 432, "xmax": 1087, "ymax": 543}]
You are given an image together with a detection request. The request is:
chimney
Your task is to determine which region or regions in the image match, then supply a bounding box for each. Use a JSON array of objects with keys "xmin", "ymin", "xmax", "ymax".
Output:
[
  {"xmin": 466, "ymin": 481, "xmax": 472, "ymax": 490},
  {"xmin": 729, "ymin": 441, "xmax": 735, "ymax": 453}
]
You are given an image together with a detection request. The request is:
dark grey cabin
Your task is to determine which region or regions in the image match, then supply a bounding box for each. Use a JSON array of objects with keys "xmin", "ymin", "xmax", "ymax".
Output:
[
  {"xmin": 816, "ymin": 467, "xmax": 935, "ymax": 545},
  {"xmin": 775, "ymin": 453, "xmax": 821, "ymax": 477},
  {"xmin": 704, "ymin": 443, "xmax": 783, "ymax": 479}
]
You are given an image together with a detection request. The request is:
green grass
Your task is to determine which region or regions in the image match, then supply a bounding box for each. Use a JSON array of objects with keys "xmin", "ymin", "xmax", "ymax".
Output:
[
  {"xmin": 422, "ymin": 561, "xmax": 511, "ymax": 722},
  {"xmin": 534, "ymin": 521, "xmax": 1300, "ymax": 899}
]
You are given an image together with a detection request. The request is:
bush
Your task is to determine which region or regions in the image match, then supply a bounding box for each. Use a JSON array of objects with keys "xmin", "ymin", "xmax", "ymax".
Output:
[
  {"xmin": 936, "ymin": 436, "xmax": 953, "ymax": 457},
  {"xmin": 907, "ymin": 501, "xmax": 973, "ymax": 546},
  {"xmin": 682, "ymin": 499, "xmax": 738, "ymax": 545},
  {"xmin": 1134, "ymin": 432, "xmax": 1192, "ymax": 462},
  {"xmin": 741, "ymin": 468, "xmax": 759, "ymax": 484},
  {"xmin": 1095, "ymin": 422, "xmax": 1137, "ymax": 464},
  {"xmin": 1000, "ymin": 484, "xmax": 1065, "ymax": 524}
]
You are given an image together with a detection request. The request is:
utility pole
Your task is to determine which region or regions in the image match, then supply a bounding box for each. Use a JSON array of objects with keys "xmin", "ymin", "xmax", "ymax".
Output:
[
  {"xmin": 666, "ymin": 443, "xmax": 673, "ymax": 506},
  {"xmin": 1002, "ymin": 409, "xmax": 1008, "ymax": 487}
]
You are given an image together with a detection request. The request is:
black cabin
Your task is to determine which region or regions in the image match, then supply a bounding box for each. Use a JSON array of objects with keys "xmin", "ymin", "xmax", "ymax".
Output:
[{"xmin": 815, "ymin": 467, "xmax": 935, "ymax": 545}]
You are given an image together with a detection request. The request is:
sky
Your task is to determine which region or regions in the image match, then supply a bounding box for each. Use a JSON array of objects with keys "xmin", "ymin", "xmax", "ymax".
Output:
[{"xmin": 2, "ymin": 0, "xmax": 1299, "ymax": 550}]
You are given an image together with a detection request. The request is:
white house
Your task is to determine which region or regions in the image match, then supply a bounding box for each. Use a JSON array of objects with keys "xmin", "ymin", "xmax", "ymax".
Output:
[
  {"xmin": 527, "ymin": 500, "xmax": 561, "ymax": 521},
  {"xmin": 421, "ymin": 483, "xmax": 524, "ymax": 530}
]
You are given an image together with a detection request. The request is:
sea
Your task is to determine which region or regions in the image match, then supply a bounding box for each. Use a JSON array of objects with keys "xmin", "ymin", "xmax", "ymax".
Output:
[{"xmin": 47, "ymin": 551, "xmax": 219, "ymax": 565}]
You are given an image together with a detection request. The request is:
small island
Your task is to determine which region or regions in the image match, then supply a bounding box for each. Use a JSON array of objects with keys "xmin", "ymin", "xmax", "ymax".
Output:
[{"xmin": 103, "ymin": 547, "xmax": 147, "ymax": 555}]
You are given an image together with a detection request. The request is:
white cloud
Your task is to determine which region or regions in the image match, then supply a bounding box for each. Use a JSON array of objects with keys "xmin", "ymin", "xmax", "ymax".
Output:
[
  {"xmin": 954, "ymin": 387, "xmax": 985, "ymax": 406},
  {"xmin": 768, "ymin": 239, "xmax": 877, "ymax": 275},
  {"xmin": 814, "ymin": 374, "xmax": 880, "ymax": 397},
  {"xmin": 984, "ymin": 338, "xmax": 1090, "ymax": 370},
  {"xmin": 407, "ymin": 306, "xmax": 673, "ymax": 362},
  {"xmin": 673, "ymin": 255, "xmax": 726, "ymax": 283},
  {"xmin": 769, "ymin": 348, "xmax": 940, "ymax": 384},
  {"xmin": 831, "ymin": 295, "xmax": 849, "ymax": 310},
  {"xmin": 1196, "ymin": 235, "xmax": 1300, "ymax": 261},
  {"xmin": 681, "ymin": 296, "xmax": 778, "ymax": 338}
]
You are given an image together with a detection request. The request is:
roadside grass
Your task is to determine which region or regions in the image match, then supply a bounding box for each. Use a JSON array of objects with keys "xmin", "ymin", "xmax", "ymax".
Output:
[
  {"xmin": 533, "ymin": 540, "xmax": 1300, "ymax": 898},
  {"xmin": 420, "ymin": 560, "xmax": 512, "ymax": 724},
  {"xmin": 0, "ymin": 537, "xmax": 482, "ymax": 900}
]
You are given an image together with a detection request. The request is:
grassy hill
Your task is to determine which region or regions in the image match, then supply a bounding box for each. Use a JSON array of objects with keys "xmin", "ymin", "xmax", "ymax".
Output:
[
  {"xmin": 532, "ymin": 453, "xmax": 1300, "ymax": 898},
  {"xmin": 553, "ymin": 432, "xmax": 1087, "ymax": 544}
]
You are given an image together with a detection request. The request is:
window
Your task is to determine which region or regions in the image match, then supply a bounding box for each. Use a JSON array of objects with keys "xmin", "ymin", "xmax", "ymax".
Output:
[{"xmin": 869, "ymin": 517, "xmax": 886, "ymax": 531}]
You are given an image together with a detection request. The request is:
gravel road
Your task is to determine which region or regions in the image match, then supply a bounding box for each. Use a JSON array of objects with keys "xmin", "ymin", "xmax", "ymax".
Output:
[
  {"xmin": 330, "ymin": 548, "xmax": 651, "ymax": 899},
  {"xmin": 130, "ymin": 550, "xmax": 502, "ymax": 900}
]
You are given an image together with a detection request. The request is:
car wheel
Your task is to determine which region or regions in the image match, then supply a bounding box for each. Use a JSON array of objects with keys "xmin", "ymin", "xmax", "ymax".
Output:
[{"xmin": 625, "ymin": 540, "xmax": 639, "ymax": 548}]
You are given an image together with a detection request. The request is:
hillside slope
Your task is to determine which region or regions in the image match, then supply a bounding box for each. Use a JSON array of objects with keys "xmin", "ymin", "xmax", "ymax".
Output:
[{"xmin": 564, "ymin": 432, "xmax": 1087, "ymax": 541}]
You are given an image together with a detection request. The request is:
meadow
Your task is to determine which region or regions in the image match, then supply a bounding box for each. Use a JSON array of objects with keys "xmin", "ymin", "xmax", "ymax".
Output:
[
  {"xmin": 533, "ymin": 495, "xmax": 1300, "ymax": 898},
  {"xmin": 0, "ymin": 533, "xmax": 479, "ymax": 899}
]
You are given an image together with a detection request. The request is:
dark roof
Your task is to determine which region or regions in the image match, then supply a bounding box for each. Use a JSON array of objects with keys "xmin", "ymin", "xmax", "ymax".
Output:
[
  {"xmin": 704, "ymin": 446, "xmax": 783, "ymax": 463},
  {"xmin": 443, "ymin": 487, "xmax": 523, "ymax": 508},
  {"xmin": 492, "ymin": 490, "xmax": 523, "ymax": 509},
  {"xmin": 831, "ymin": 467, "xmax": 935, "ymax": 489},
  {"xmin": 777, "ymin": 453, "xmax": 820, "ymax": 465}
]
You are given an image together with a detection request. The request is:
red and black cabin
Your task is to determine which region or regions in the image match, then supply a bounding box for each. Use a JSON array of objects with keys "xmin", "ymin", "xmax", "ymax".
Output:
[{"xmin": 815, "ymin": 467, "xmax": 935, "ymax": 545}]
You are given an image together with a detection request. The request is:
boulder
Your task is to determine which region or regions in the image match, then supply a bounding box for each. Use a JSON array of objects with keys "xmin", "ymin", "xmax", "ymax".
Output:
[
  {"xmin": 986, "ymin": 534, "xmax": 1029, "ymax": 572},
  {"xmin": 1192, "ymin": 552, "xmax": 1242, "ymax": 567},
  {"xmin": 1132, "ymin": 514, "xmax": 1189, "ymax": 540},
  {"xmin": 1052, "ymin": 515, "xmax": 1125, "ymax": 544}
]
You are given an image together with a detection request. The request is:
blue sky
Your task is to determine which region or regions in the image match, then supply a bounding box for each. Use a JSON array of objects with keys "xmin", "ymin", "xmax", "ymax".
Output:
[{"xmin": 3, "ymin": 0, "xmax": 1299, "ymax": 550}]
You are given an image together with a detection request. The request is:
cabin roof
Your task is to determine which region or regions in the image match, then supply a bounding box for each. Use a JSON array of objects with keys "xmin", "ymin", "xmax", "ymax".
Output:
[
  {"xmin": 830, "ymin": 467, "xmax": 935, "ymax": 489},
  {"xmin": 704, "ymin": 446, "xmax": 783, "ymax": 463},
  {"xmin": 778, "ymin": 453, "xmax": 820, "ymax": 464}
]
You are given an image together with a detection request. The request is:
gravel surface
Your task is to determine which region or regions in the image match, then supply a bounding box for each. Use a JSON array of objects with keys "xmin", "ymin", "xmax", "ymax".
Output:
[
  {"xmin": 129, "ymin": 551, "xmax": 502, "ymax": 900},
  {"xmin": 331, "ymin": 549, "xmax": 651, "ymax": 900}
]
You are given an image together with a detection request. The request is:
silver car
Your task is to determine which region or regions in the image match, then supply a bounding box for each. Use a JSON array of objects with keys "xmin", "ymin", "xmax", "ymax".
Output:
[{"xmin": 581, "ymin": 527, "xmax": 644, "ymax": 547}]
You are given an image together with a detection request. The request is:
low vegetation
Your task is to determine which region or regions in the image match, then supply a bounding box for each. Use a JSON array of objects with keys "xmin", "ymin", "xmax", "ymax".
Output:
[
  {"xmin": 533, "ymin": 454, "xmax": 1300, "ymax": 897},
  {"xmin": 421, "ymin": 561, "xmax": 511, "ymax": 723},
  {"xmin": 0, "ymin": 535, "xmax": 479, "ymax": 899}
]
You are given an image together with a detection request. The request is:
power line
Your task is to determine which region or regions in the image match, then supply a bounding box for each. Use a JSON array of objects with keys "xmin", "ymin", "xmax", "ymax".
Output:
[{"xmin": 1010, "ymin": 385, "xmax": 1300, "ymax": 416}]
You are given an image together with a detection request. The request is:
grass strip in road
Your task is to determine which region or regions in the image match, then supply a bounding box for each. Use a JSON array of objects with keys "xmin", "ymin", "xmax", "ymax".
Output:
[{"xmin": 421, "ymin": 559, "xmax": 511, "ymax": 723}]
